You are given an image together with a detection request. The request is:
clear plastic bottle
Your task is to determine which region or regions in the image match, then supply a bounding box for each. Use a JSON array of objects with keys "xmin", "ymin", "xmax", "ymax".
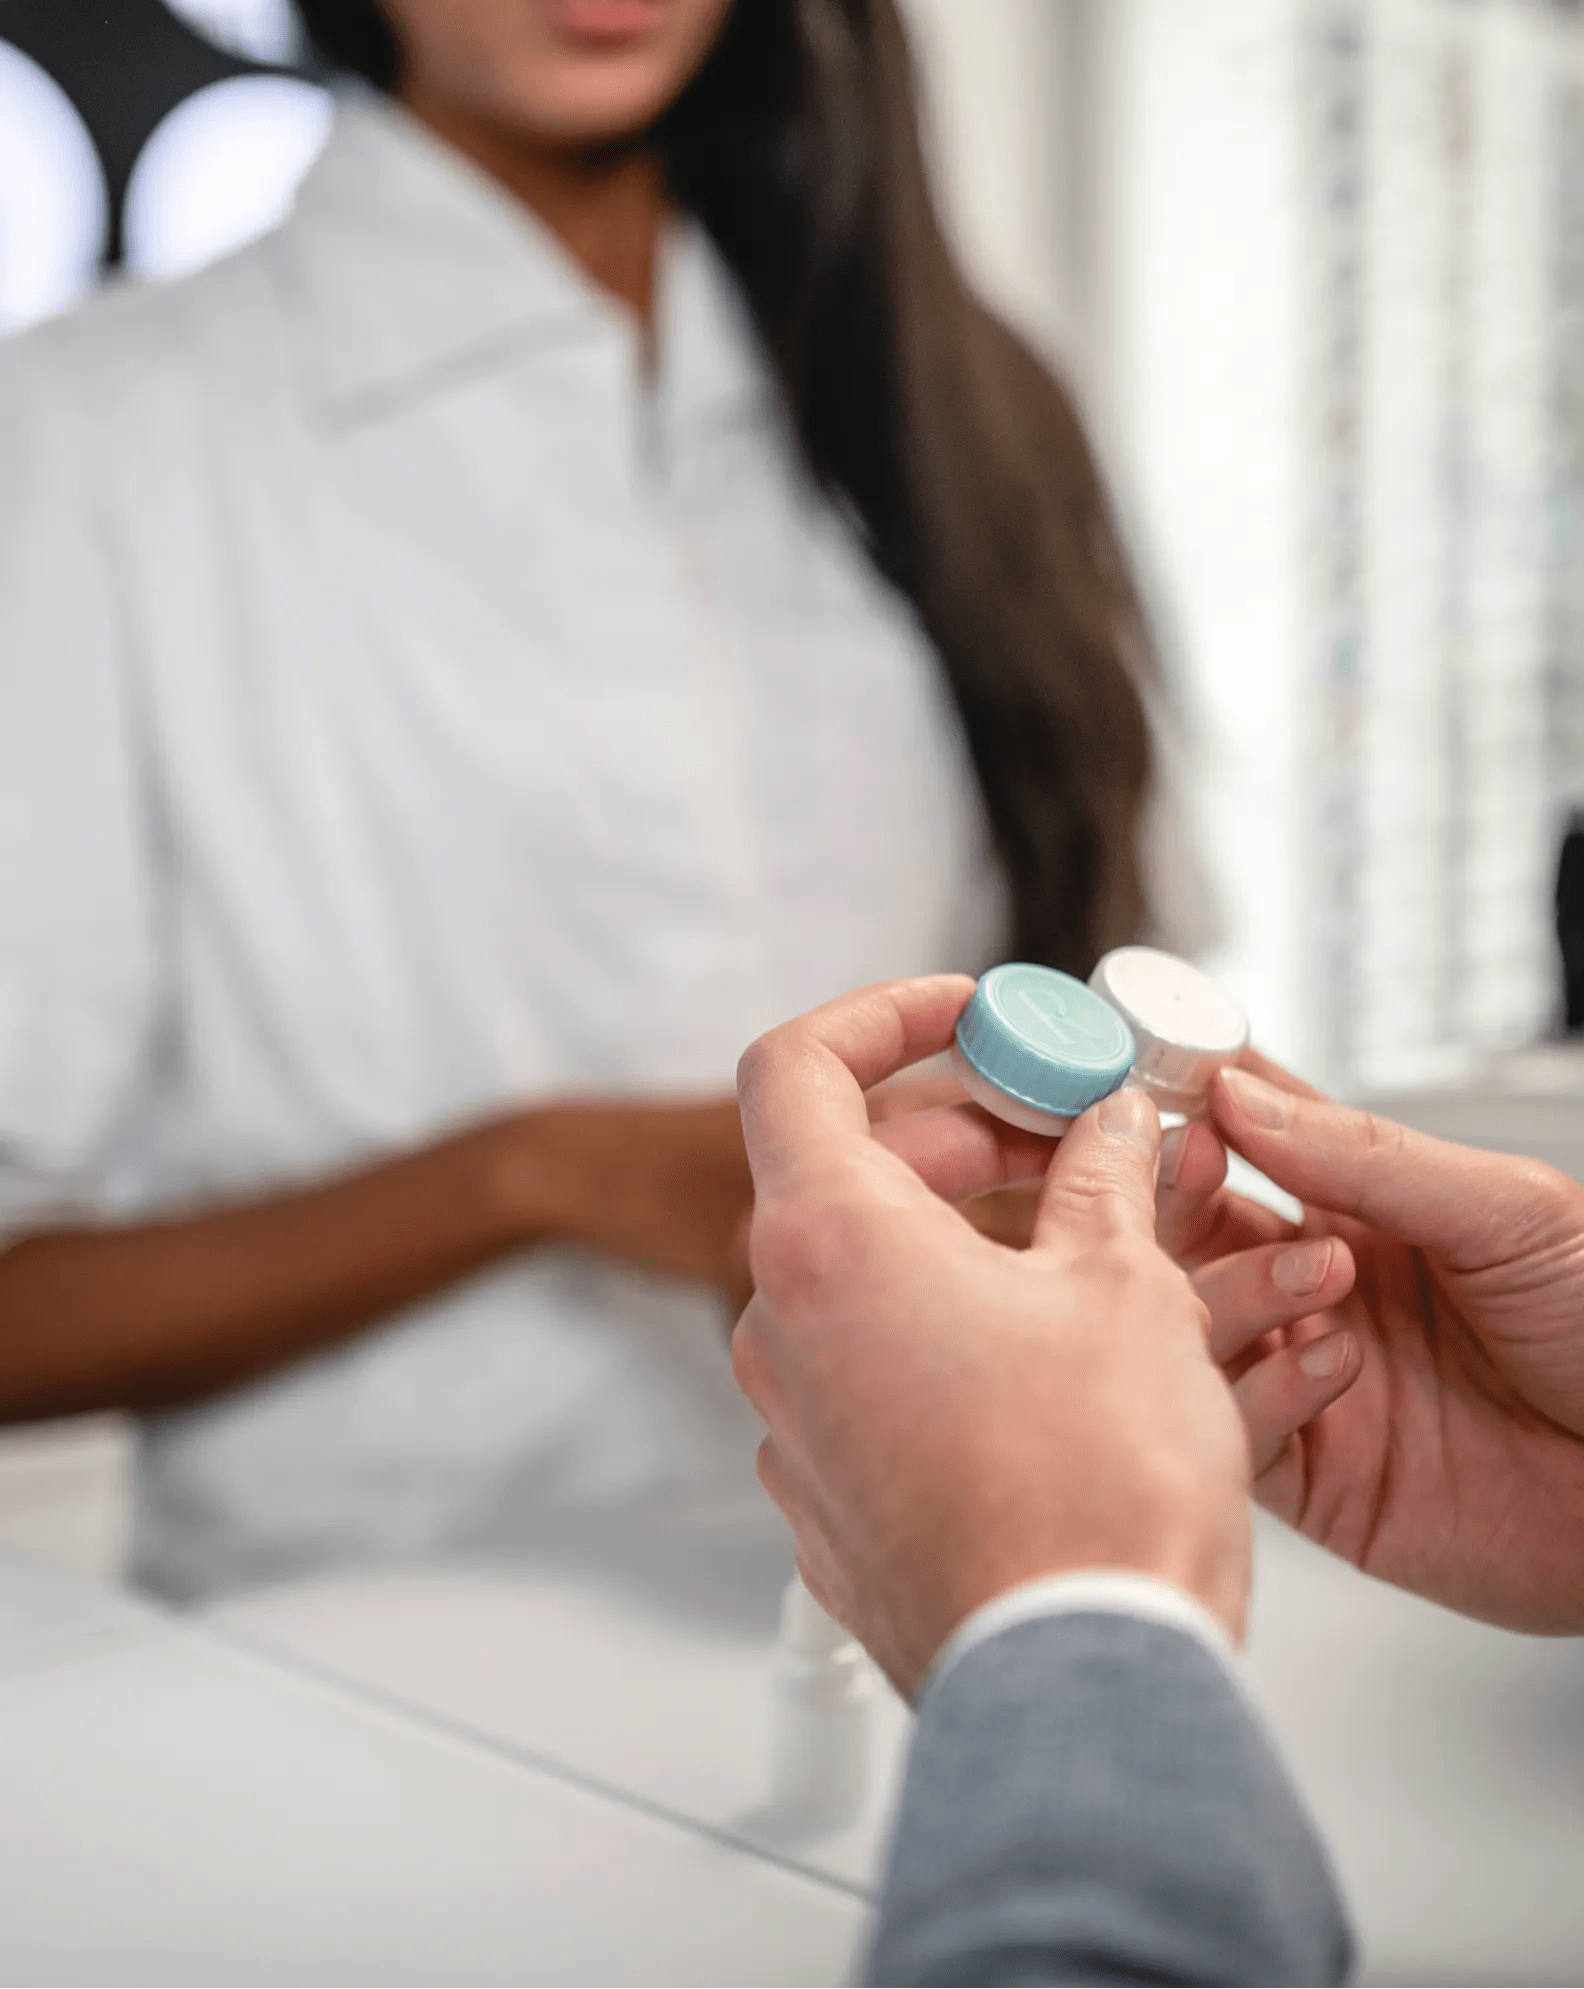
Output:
[{"xmin": 766, "ymin": 1576, "xmax": 876, "ymax": 1830}]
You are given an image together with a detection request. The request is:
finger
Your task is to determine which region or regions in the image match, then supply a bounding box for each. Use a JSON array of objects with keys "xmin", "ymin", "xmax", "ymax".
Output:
[
  {"xmin": 873, "ymin": 1102, "xmax": 1056, "ymax": 1205},
  {"xmin": 737, "ymin": 976, "xmax": 976, "ymax": 1197},
  {"xmin": 758, "ymin": 1440, "xmax": 833, "ymax": 1590},
  {"xmin": 1156, "ymin": 1120, "xmax": 1302, "ymax": 1263},
  {"xmin": 756, "ymin": 1434, "xmax": 833, "ymax": 1536},
  {"xmin": 754, "ymin": 1438, "xmax": 850, "ymax": 1614},
  {"xmin": 722, "ymin": 1211, "xmax": 756, "ymax": 1325},
  {"xmin": 1033, "ymin": 1087, "xmax": 1161, "ymax": 1249},
  {"xmin": 730, "ymin": 1296, "xmax": 787, "ymax": 1432},
  {"xmin": 1164, "ymin": 1183, "xmax": 1301, "ymax": 1270},
  {"xmin": 755, "ymin": 1431, "xmax": 798, "ymax": 1519},
  {"xmin": 1155, "ymin": 1119, "xmax": 1229, "ymax": 1255},
  {"xmin": 1236, "ymin": 1044, "xmax": 1328, "ymax": 1101},
  {"xmin": 791, "ymin": 1535, "xmax": 853, "ymax": 1634},
  {"xmin": 866, "ymin": 1070, "xmax": 967, "ymax": 1124},
  {"xmin": 1212, "ymin": 1065, "xmax": 1575, "ymax": 1269},
  {"xmin": 1193, "ymin": 1236, "xmax": 1357, "ymax": 1363},
  {"xmin": 1232, "ymin": 1331, "xmax": 1362, "ymax": 1476}
]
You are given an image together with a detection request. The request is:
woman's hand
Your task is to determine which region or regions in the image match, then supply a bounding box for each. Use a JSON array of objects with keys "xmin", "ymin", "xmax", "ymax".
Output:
[
  {"xmin": 522, "ymin": 1081, "xmax": 1040, "ymax": 1321},
  {"xmin": 1172, "ymin": 1065, "xmax": 1584, "ymax": 1634},
  {"xmin": 0, "ymin": 1094, "xmax": 760, "ymax": 1422},
  {"xmin": 518, "ymin": 1099, "xmax": 756, "ymax": 1316}
]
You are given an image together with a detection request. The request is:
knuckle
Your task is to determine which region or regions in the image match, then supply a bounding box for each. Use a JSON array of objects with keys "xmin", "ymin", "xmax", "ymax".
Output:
[
  {"xmin": 733, "ymin": 1033, "xmax": 776, "ymax": 1097},
  {"xmin": 1493, "ymin": 1156, "xmax": 1583, "ymax": 1246},
  {"xmin": 1046, "ymin": 1175, "xmax": 1141, "ymax": 1243},
  {"xmin": 1134, "ymin": 1254, "xmax": 1207, "ymax": 1338},
  {"xmin": 1073, "ymin": 1231, "xmax": 1199, "ymax": 1328},
  {"xmin": 1508, "ymin": 1155, "xmax": 1575, "ymax": 1211},
  {"xmin": 1358, "ymin": 1108, "xmax": 1408, "ymax": 1168},
  {"xmin": 729, "ymin": 1314, "xmax": 764, "ymax": 1400},
  {"xmin": 754, "ymin": 1436, "xmax": 788, "ymax": 1510}
]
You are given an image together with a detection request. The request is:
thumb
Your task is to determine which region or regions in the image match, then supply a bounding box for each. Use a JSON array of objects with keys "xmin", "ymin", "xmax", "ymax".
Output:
[
  {"xmin": 1211, "ymin": 1066, "xmax": 1573, "ymax": 1267},
  {"xmin": 1033, "ymin": 1087, "xmax": 1161, "ymax": 1248}
]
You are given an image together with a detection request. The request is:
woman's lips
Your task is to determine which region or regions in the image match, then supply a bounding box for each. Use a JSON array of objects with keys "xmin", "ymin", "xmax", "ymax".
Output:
[{"xmin": 547, "ymin": 0, "xmax": 669, "ymax": 47}]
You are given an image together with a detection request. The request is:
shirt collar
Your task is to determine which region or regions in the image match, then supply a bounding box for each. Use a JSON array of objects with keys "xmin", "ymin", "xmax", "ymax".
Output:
[{"xmin": 279, "ymin": 89, "xmax": 769, "ymax": 434}]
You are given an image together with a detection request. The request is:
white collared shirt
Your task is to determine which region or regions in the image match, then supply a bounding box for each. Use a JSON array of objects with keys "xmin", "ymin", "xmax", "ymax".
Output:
[
  {"xmin": 0, "ymin": 95, "xmax": 1004, "ymax": 1599},
  {"xmin": 926, "ymin": 1571, "xmax": 1239, "ymax": 1698}
]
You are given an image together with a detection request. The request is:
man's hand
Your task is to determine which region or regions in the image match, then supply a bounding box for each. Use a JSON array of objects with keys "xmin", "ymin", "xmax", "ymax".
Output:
[
  {"xmin": 1182, "ymin": 1066, "xmax": 1584, "ymax": 1633},
  {"xmin": 730, "ymin": 975, "xmax": 1253, "ymax": 1701},
  {"xmin": 868, "ymin": 1067, "xmax": 1044, "ymax": 1250}
]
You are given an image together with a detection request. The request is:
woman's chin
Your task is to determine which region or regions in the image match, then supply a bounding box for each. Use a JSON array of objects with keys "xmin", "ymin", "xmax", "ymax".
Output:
[{"xmin": 487, "ymin": 58, "xmax": 682, "ymax": 149}]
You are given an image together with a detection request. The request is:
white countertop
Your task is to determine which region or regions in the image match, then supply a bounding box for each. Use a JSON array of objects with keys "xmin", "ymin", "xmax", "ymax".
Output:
[
  {"xmin": 6, "ymin": 1473, "xmax": 1584, "ymax": 1985},
  {"xmin": 0, "ymin": 1547, "xmax": 867, "ymax": 1987},
  {"xmin": 210, "ymin": 1487, "xmax": 913, "ymax": 1900},
  {"xmin": 210, "ymin": 1490, "xmax": 1584, "ymax": 1988}
]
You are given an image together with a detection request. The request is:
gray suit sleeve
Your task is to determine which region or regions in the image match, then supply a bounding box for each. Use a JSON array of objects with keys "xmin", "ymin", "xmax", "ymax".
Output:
[{"xmin": 866, "ymin": 1613, "xmax": 1353, "ymax": 1987}]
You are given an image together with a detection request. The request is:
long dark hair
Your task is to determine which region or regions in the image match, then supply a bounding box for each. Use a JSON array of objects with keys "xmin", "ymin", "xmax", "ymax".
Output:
[{"xmin": 296, "ymin": 0, "xmax": 1154, "ymax": 971}]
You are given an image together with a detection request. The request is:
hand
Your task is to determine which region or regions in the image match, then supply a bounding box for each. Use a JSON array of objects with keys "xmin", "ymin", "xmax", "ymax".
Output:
[
  {"xmin": 513, "ymin": 1099, "xmax": 755, "ymax": 1317},
  {"xmin": 868, "ymin": 1066, "xmax": 1045, "ymax": 1249},
  {"xmin": 869, "ymin": 1049, "xmax": 1354, "ymax": 1352},
  {"xmin": 730, "ymin": 976, "xmax": 1252, "ymax": 1700},
  {"xmin": 1187, "ymin": 1066, "xmax": 1584, "ymax": 1633},
  {"xmin": 1151, "ymin": 1060, "xmax": 1363, "ymax": 1463}
]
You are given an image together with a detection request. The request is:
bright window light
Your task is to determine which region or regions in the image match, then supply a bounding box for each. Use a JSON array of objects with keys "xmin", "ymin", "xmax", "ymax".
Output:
[
  {"xmin": 0, "ymin": 40, "xmax": 107, "ymax": 336},
  {"xmin": 159, "ymin": 0, "xmax": 304, "ymax": 66},
  {"xmin": 123, "ymin": 75, "xmax": 334, "ymax": 283}
]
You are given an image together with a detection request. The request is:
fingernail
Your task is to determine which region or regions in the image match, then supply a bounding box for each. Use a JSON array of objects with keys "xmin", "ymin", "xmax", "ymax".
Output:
[
  {"xmin": 1219, "ymin": 1066, "xmax": 1292, "ymax": 1131},
  {"xmin": 1272, "ymin": 1238, "xmax": 1333, "ymax": 1296},
  {"xmin": 1097, "ymin": 1086, "xmax": 1157, "ymax": 1155},
  {"xmin": 1298, "ymin": 1332, "xmax": 1351, "ymax": 1381},
  {"xmin": 1158, "ymin": 1123, "xmax": 1189, "ymax": 1191}
]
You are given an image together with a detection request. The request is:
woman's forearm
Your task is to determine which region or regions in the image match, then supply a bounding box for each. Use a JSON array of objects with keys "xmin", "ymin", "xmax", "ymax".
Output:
[{"xmin": 0, "ymin": 1115, "xmax": 553, "ymax": 1422}]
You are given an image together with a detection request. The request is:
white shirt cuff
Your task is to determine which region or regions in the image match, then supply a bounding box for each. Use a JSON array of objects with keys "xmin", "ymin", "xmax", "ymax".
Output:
[{"xmin": 922, "ymin": 1569, "xmax": 1240, "ymax": 1700}]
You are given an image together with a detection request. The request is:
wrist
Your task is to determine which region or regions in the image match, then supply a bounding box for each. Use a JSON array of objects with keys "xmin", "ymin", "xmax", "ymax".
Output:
[
  {"xmin": 479, "ymin": 1107, "xmax": 587, "ymax": 1249},
  {"xmin": 893, "ymin": 1500, "xmax": 1251, "ymax": 1699}
]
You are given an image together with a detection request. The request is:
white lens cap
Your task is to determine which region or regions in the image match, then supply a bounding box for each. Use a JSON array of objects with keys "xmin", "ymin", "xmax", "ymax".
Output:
[{"xmin": 1089, "ymin": 947, "xmax": 1248, "ymax": 1111}]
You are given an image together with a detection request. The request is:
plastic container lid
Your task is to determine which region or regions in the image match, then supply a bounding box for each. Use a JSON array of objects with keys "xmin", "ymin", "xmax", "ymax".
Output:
[
  {"xmin": 1089, "ymin": 947, "xmax": 1249, "ymax": 1110},
  {"xmin": 955, "ymin": 963, "xmax": 1136, "ymax": 1122}
]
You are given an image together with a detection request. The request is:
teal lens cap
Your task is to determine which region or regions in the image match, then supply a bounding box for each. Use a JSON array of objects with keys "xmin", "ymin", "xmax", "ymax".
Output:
[{"xmin": 956, "ymin": 963, "xmax": 1137, "ymax": 1119}]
